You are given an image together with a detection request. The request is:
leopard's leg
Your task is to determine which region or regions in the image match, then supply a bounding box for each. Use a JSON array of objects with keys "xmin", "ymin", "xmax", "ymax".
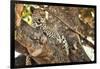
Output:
[{"xmin": 26, "ymin": 55, "xmax": 32, "ymax": 66}]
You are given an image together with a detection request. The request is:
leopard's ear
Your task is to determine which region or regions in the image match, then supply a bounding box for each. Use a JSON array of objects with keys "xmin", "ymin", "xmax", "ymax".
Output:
[{"xmin": 30, "ymin": 6, "xmax": 35, "ymax": 13}]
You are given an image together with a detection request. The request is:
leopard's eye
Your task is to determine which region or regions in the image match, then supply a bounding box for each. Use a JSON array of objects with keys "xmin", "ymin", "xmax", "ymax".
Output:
[
  {"xmin": 38, "ymin": 19, "xmax": 41, "ymax": 22},
  {"xmin": 37, "ymin": 19, "xmax": 41, "ymax": 25}
]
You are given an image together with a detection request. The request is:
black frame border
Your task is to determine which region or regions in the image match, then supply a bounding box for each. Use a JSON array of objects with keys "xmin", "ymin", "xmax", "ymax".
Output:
[{"xmin": 10, "ymin": 1, "xmax": 97, "ymax": 68}]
